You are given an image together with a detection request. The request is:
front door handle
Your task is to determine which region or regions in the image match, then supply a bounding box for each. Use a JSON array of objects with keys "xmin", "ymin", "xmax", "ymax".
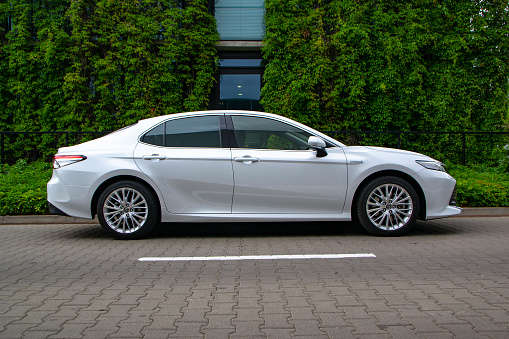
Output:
[
  {"xmin": 234, "ymin": 156, "xmax": 260, "ymax": 164},
  {"xmin": 142, "ymin": 154, "xmax": 167, "ymax": 161}
]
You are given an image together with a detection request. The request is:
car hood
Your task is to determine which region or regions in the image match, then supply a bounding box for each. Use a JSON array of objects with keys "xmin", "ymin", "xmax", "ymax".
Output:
[
  {"xmin": 342, "ymin": 145, "xmax": 437, "ymax": 164},
  {"xmin": 362, "ymin": 146, "xmax": 434, "ymax": 159}
]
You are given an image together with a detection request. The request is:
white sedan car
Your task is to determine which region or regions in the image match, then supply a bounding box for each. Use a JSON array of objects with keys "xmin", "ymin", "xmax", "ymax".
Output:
[{"xmin": 47, "ymin": 111, "xmax": 461, "ymax": 239}]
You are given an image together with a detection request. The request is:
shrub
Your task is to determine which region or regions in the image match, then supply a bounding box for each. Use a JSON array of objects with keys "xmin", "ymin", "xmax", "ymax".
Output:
[
  {"xmin": 0, "ymin": 160, "xmax": 52, "ymax": 215},
  {"xmin": 448, "ymin": 164, "xmax": 509, "ymax": 207}
]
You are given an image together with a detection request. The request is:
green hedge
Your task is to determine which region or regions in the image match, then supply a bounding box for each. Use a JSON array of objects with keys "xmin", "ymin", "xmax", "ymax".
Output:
[
  {"xmin": 1, "ymin": 160, "xmax": 507, "ymax": 216},
  {"xmin": 448, "ymin": 164, "xmax": 509, "ymax": 207},
  {"xmin": 0, "ymin": 160, "xmax": 52, "ymax": 215}
]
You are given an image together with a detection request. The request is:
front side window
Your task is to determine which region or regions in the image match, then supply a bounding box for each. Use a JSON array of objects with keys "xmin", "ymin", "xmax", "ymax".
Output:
[
  {"xmin": 142, "ymin": 116, "xmax": 221, "ymax": 148},
  {"xmin": 231, "ymin": 116, "xmax": 312, "ymax": 150}
]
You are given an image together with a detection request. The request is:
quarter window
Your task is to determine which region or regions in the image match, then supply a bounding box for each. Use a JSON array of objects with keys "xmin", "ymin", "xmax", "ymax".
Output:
[
  {"xmin": 142, "ymin": 116, "xmax": 221, "ymax": 148},
  {"xmin": 231, "ymin": 116, "xmax": 313, "ymax": 150}
]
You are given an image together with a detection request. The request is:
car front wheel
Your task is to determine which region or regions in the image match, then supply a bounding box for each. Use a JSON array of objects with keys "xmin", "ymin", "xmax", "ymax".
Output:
[
  {"xmin": 97, "ymin": 180, "xmax": 158, "ymax": 239},
  {"xmin": 356, "ymin": 176, "xmax": 420, "ymax": 236}
]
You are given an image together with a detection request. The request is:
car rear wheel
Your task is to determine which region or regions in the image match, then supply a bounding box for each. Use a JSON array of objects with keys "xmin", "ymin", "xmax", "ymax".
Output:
[
  {"xmin": 97, "ymin": 180, "xmax": 158, "ymax": 239},
  {"xmin": 356, "ymin": 176, "xmax": 419, "ymax": 236}
]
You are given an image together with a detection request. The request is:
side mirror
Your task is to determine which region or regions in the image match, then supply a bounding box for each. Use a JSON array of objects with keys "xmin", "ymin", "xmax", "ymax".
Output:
[{"xmin": 308, "ymin": 136, "xmax": 328, "ymax": 157}]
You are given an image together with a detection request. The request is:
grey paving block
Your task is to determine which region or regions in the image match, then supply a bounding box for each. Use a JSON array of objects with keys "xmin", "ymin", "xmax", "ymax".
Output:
[
  {"xmin": 231, "ymin": 320, "xmax": 264, "ymax": 336},
  {"xmin": 288, "ymin": 319, "xmax": 327, "ymax": 336},
  {"xmin": 260, "ymin": 313, "xmax": 293, "ymax": 329}
]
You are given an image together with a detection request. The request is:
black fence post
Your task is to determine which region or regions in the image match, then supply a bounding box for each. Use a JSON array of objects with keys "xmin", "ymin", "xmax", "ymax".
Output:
[
  {"xmin": 65, "ymin": 132, "xmax": 69, "ymax": 147},
  {"xmin": 397, "ymin": 133, "xmax": 401, "ymax": 149},
  {"xmin": 1, "ymin": 132, "xmax": 4, "ymax": 166},
  {"xmin": 462, "ymin": 132, "xmax": 466, "ymax": 166}
]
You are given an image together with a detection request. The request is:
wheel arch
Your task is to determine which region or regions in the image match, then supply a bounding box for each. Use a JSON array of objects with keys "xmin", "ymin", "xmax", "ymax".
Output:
[
  {"xmin": 91, "ymin": 175, "xmax": 162, "ymax": 220},
  {"xmin": 351, "ymin": 170, "xmax": 426, "ymax": 221}
]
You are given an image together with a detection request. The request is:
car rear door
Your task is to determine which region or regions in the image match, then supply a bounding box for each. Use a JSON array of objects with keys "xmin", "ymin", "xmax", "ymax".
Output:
[{"xmin": 133, "ymin": 114, "xmax": 234, "ymax": 214}]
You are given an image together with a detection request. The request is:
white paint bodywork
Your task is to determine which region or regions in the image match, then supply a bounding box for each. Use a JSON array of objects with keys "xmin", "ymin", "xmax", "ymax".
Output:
[{"xmin": 47, "ymin": 110, "xmax": 462, "ymax": 223}]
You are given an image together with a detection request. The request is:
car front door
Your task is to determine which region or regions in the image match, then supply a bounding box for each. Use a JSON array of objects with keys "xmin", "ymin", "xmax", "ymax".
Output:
[
  {"xmin": 229, "ymin": 115, "xmax": 348, "ymax": 214},
  {"xmin": 133, "ymin": 114, "xmax": 233, "ymax": 214}
]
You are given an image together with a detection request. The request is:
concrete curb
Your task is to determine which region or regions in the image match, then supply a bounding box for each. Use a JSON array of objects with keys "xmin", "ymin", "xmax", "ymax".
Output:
[
  {"xmin": 0, "ymin": 207, "xmax": 508, "ymax": 225},
  {"xmin": 453, "ymin": 207, "xmax": 509, "ymax": 218},
  {"xmin": 0, "ymin": 215, "xmax": 99, "ymax": 225}
]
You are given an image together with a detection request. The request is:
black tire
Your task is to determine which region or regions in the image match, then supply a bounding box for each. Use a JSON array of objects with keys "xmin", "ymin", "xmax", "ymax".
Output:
[
  {"xmin": 355, "ymin": 176, "xmax": 420, "ymax": 236},
  {"xmin": 97, "ymin": 180, "xmax": 159, "ymax": 239}
]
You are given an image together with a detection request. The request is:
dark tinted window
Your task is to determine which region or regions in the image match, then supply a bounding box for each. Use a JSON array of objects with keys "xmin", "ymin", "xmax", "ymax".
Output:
[
  {"xmin": 165, "ymin": 116, "xmax": 221, "ymax": 147},
  {"xmin": 142, "ymin": 116, "xmax": 221, "ymax": 148},
  {"xmin": 141, "ymin": 123, "xmax": 164, "ymax": 146},
  {"xmin": 231, "ymin": 116, "xmax": 312, "ymax": 150}
]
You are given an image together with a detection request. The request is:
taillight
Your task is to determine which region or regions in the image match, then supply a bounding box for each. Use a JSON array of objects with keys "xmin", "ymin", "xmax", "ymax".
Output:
[{"xmin": 53, "ymin": 155, "xmax": 87, "ymax": 169}]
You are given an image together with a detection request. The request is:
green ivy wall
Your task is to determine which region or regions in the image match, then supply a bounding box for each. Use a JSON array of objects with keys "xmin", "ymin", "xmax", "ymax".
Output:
[
  {"xmin": 0, "ymin": 0, "xmax": 218, "ymax": 133},
  {"xmin": 0, "ymin": 0, "xmax": 508, "ymax": 165},
  {"xmin": 262, "ymin": 0, "xmax": 509, "ymax": 133}
]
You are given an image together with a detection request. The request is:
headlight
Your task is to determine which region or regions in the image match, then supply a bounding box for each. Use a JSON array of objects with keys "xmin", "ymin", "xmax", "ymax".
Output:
[{"xmin": 416, "ymin": 160, "xmax": 446, "ymax": 172}]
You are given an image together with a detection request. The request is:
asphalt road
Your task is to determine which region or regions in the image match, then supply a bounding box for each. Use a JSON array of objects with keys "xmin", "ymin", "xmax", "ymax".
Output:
[{"xmin": 1, "ymin": 217, "xmax": 508, "ymax": 338}]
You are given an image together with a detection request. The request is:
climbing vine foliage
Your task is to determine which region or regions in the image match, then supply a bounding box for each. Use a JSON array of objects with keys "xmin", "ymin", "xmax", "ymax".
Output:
[
  {"xmin": 262, "ymin": 0, "xmax": 509, "ymax": 134},
  {"xmin": 0, "ymin": 0, "xmax": 218, "ymax": 132}
]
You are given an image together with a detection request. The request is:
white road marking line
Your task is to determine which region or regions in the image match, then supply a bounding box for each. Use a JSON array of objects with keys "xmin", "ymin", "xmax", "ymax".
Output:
[{"xmin": 138, "ymin": 253, "xmax": 376, "ymax": 262}]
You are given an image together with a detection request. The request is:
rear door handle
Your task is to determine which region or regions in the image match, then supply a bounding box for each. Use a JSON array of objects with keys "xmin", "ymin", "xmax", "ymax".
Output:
[
  {"xmin": 142, "ymin": 154, "xmax": 167, "ymax": 161},
  {"xmin": 234, "ymin": 156, "xmax": 259, "ymax": 164}
]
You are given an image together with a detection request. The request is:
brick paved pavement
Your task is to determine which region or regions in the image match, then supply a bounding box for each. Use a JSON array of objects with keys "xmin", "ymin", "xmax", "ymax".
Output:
[{"xmin": 0, "ymin": 217, "xmax": 508, "ymax": 338}]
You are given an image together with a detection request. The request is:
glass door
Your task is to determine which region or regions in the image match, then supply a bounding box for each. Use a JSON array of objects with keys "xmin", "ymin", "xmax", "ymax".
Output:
[{"xmin": 210, "ymin": 53, "xmax": 264, "ymax": 111}]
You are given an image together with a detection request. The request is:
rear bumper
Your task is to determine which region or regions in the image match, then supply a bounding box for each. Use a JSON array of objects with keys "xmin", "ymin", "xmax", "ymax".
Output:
[
  {"xmin": 48, "ymin": 203, "xmax": 70, "ymax": 217},
  {"xmin": 47, "ymin": 170, "xmax": 94, "ymax": 219}
]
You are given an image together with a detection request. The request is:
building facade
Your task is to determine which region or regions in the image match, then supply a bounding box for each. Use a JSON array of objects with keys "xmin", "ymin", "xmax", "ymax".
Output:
[{"xmin": 209, "ymin": 0, "xmax": 264, "ymax": 111}]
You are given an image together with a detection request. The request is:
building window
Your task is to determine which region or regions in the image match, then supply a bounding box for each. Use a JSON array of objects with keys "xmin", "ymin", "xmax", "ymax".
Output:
[
  {"xmin": 214, "ymin": 0, "xmax": 265, "ymax": 41},
  {"xmin": 211, "ymin": 52, "xmax": 263, "ymax": 111}
]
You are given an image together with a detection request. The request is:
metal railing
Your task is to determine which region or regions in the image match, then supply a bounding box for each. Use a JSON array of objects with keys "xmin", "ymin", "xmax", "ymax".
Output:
[
  {"xmin": 1, "ymin": 130, "xmax": 508, "ymax": 166},
  {"xmin": 323, "ymin": 130, "xmax": 509, "ymax": 166}
]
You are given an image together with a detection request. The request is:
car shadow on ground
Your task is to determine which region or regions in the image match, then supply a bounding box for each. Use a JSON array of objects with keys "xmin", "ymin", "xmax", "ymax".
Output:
[
  {"xmin": 65, "ymin": 219, "xmax": 462, "ymax": 240},
  {"xmin": 147, "ymin": 219, "xmax": 461, "ymax": 239},
  {"xmin": 150, "ymin": 221, "xmax": 363, "ymax": 238}
]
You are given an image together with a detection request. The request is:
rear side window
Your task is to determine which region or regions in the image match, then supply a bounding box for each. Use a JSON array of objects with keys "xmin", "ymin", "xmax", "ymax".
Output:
[
  {"xmin": 141, "ymin": 116, "xmax": 221, "ymax": 148},
  {"xmin": 142, "ymin": 124, "xmax": 164, "ymax": 146}
]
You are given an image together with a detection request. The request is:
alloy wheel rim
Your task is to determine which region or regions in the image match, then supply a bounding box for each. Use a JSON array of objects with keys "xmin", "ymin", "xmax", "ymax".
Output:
[
  {"xmin": 366, "ymin": 183, "xmax": 413, "ymax": 231},
  {"xmin": 103, "ymin": 187, "xmax": 148, "ymax": 233}
]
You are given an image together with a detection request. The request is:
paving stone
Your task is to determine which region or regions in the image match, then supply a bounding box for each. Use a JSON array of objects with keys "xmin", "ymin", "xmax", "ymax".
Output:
[
  {"xmin": 232, "ymin": 320, "xmax": 264, "ymax": 336},
  {"xmin": 203, "ymin": 314, "xmax": 235, "ymax": 329},
  {"xmin": 202, "ymin": 328, "xmax": 235, "ymax": 338},
  {"xmin": 287, "ymin": 307, "xmax": 318, "ymax": 321},
  {"xmin": 233, "ymin": 308, "xmax": 262, "ymax": 321},
  {"xmin": 172, "ymin": 321, "xmax": 205, "ymax": 336},
  {"xmin": 262, "ymin": 328, "xmax": 295, "ymax": 338},
  {"xmin": 260, "ymin": 313, "xmax": 293, "ymax": 329},
  {"xmin": 314, "ymin": 312, "xmax": 350, "ymax": 327},
  {"xmin": 49, "ymin": 322, "xmax": 94, "ymax": 339},
  {"xmin": 438, "ymin": 323, "xmax": 487, "ymax": 338},
  {"xmin": 288, "ymin": 319, "xmax": 327, "ymax": 336},
  {"xmin": 347, "ymin": 318, "xmax": 389, "ymax": 335},
  {"xmin": 21, "ymin": 330, "xmax": 60, "ymax": 338},
  {"xmin": 260, "ymin": 302, "xmax": 287, "ymax": 315}
]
